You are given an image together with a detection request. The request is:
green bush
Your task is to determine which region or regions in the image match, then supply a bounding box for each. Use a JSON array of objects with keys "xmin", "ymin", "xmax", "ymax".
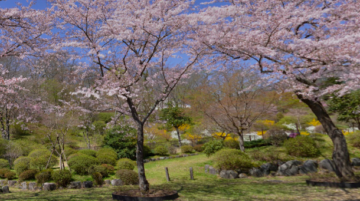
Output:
[
  {"xmin": 143, "ymin": 145, "xmax": 153, "ymax": 158},
  {"xmin": 115, "ymin": 169, "xmax": 139, "ymax": 185},
  {"xmin": 103, "ymin": 126, "xmax": 137, "ymax": 160},
  {"xmin": 0, "ymin": 168, "xmax": 10, "ymax": 178},
  {"xmin": 14, "ymin": 161, "xmax": 30, "ymax": 176},
  {"xmin": 97, "ymin": 147, "xmax": 118, "ymax": 160},
  {"xmin": 5, "ymin": 171, "xmax": 16, "ymax": 180},
  {"xmin": 91, "ymin": 172, "xmax": 104, "ymax": 186},
  {"xmin": 193, "ymin": 144, "xmax": 204, "ymax": 152},
  {"xmin": 51, "ymin": 170, "xmax": 72, "ymax": 187},
  {"xmin": 181, "ymin": 145, "xmax": 194, "ymax": 153},
  {"xmin": 97, "ymin": 155, "xmax": 116, "ymax": 166},
  {"xmin": 29, "ymin": 149, "xmax": 58, "ymax": 170},
  {"xmin": 14, "ymin": 156, "xmax": 31, "ymax": 166},
  {"xmin": 68, "ymin": 154, "xmax": 98, "ymax": 175},
  {"xmin": 88, "ymin": 165, "xmax": 109, "ymax": 177},
  {"xmin": 283, "ymin": 136, "xmax": 320, "ymax": 157},
  {"xmin": 244, "ymin": 139, "xmax": 271, "ymax": 148},
  {"xmin": 78, "ymin": 149, "xmax": 97, "ymax": 157},
  {"xmin": 64, "ymin": 147, "xmax": 77, "ymax": 157},
  {"xmin": 223, "ymin": 139, "xmax": 240, "ymax": 149},
  {"xmin": 101, "ymin": 164, "xmax": 115, "ymax": 174},
  {"xmin": 116, "ymin": 158, "xmax": 135, "ymax": 170},
  {"xmin": 266, "ymin": 129, "xmax": 288, "ymax": 146},
  {"xmin": 0, "ymin": 159, "xmax": 9, "ymax": 168},
  {"xmin": 68, "ymin": 153, "xmax": 85, "ymax": 160},
  {"xmin": 19, "ymin": 169, "xmax": 38, "ymax": 181},
  {"xmin": 35, "ymin": 169, "xmax": 53, "ymax": 184},
  {"xmin": 213, "ymin": 149, "xmax": 254, "ymax": 171},
  {"xmin": 203, "ymin": 140, "xmax": 224, "ymax": 157},
  {"xmin": 153, "ymin": 146, "xmax": 168, "ymax": 156},
  {"xmin": 347, "ymin": 132, "xmax": 360, "ymax": 148}
]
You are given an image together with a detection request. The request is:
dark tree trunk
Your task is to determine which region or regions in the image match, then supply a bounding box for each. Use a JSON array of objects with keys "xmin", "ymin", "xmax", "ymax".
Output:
[
  {"xmin": 175, "ymin": 127, "xmax": 182, "ymax": 147},
  {"xmin": 136, "ymin": 122, "xmax": 150, "ymax": 192},
  {"xmin": 296, "ymin": 93, "xmax": 354, "ymax": 180}
]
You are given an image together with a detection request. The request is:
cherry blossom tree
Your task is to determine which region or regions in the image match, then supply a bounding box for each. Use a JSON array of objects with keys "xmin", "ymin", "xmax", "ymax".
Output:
[
  {"xmin": 193, "ymin": 0, "xmax": 360, "ymax": 179},
  {"xmin": 50, "ymin": 0, "xmax": 202, "ymax": 191}
]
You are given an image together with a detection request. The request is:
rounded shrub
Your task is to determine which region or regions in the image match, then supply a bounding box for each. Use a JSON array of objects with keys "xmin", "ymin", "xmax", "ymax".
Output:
[
  {"xmin": 116, "ymin": 158, "xmax": 135, "ymax": 170},
  {"xmin": 283, "ymin": 136, "xmax": 320, "ymax": 157},
  {"xmin": 193, "ymin": 144, "xmax": 204, "ymax": 152},
  {"xmin": 19, "ymin": 169, "xmax": 38, "ymax": 181},
  {"xmin": 78, "ymin": 149, "xmax": 97, "ymax": 157},
  {"xmin": 14, "ymin": 156, "xmax": 31, "ymax": 166},
  {"xmin": 35, "ymin": 169, "xmax": 53, "ymax": 184},
  {"xmin": 143, "ymin": 145, "xmax": 153, "ymax": 158},
  {"xmin": 29, "ymin": 149, "xmax": 58, "ymax": 170},
  {"xmin": 68, "ymin": 154, "xmax": 98, "ymax": 175},
  {"xmin": 97, "ymin": 148, "xmax": 117, "ymax": 160},
  {"xmin": 64, "ymin": 147, "xmax": 77, "ymax": 157},
  {"xmin": 203, "ymin": 140, "xmax": 224, "ymax": 157},
  {"xmin": 153, "ymin": 146, "xmax": 168, "ymax": 156},
  {"xmin": 68, "ymin": 153, "xmax": 85, "ymax": 160},
  {"xmin": 115, "ymin": 169, "xmax": 139, "ymax": 185},
  {"xmin": 0, "ymin": 168, "xmax": 11, "ymax": 178},
  {"xmin": 101, "ymin": 164, "xmax": 115, "ymax": 174},
  {"xmin": 14, "ymin": 161, "xmax": 30, "ymax": 176},
  {"xmin": 51, "ymin": 170, "xmax": 72, "ymax": 187},
  {"xmin": 223, "ymin": 139, "xmax": 240, "ymax": 149},
  {"xmin": 91, "ymin": 172, "xmax": 104, "ymax": 186},
  {"xmin": 347, "ymin": 132, "xmax": 360, "ymax": 148},
  {"xmin": 0, "ymin": 159, "xmax": 9, "ymax": 168},
  {"xmin": 5, "ymin": 171, "xmax": 16, "ymax": 180},
  {"xmin": 88, "ymin": 165, "xmax": 109, "ymax": 177},
  {"xmin": 213, "ymin": 149, "xmax": 254, "ymax": 171},
  {"xmin": 181, "ymin": 145, "xmax": 194, "ymax": 153},
  {"xmin": 265, "ymin": 129, "xmax": 288, "ymax": 147},
  {"xmin": 97, "ymin": 155, "xmax": 116, "ymax": 166}
]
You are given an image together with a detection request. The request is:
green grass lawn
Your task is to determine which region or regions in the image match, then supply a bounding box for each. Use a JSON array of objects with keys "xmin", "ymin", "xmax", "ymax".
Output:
[{"xmin": 2, "ymin": 153, "xmax": 360, "ymax": 201}]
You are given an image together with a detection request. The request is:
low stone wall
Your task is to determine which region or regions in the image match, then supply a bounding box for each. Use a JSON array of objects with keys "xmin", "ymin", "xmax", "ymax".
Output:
[{"xmin": 144, "ymin": 153, "xmax": 199, "ymax": 163}]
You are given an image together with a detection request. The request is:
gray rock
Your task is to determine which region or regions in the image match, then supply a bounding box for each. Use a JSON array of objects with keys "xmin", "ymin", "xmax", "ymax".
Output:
[
  {"xmin": 239, "ymin": 173, "xmax": 248, "ymax": 178},
  {"xmin": 43, "ymin": 183, "xmax": 56, "ymax": 191},
  {"xmin": 219, "ymin": 170, "xmax": 238, "ymax": 179},
  {"xmin": 299, "ymin": 160, "xmax": 318, "ymax": 174},
  {"xmin": 159, "ymin": 157, "xmax": 165, "ymax": 160},
  {"xmin": 68, "ymin": 181, "xmax": 82, "ymax": 189},
  {"xmin": 319, "ymin": 159, "xmax": 336, "ymax": 172},
  {"xmin": 208, "ymin": 166, "xmax": 219, "ymax": 175},
  {"xmin": 2, "ymin": 186, "xmax": 10, "ymax": 193},
  {"xmin": 20, "ymin": 182, "xmax": 28, "ymax": 190},
  {"xmin": 82, "ymin": 181, "xmax": 93, "ymax": 188},
  {"xmin": 144, "ymin": 159, "xmax": 149, "ymax": 163},
  {"xmin": 111, "ymin": 179, "xmax": 122, "ymax": 186},
  {"xmin": 249, "ymin": 168, "xmax": 263, "ymax": 177},
  {"xmin": 104, "ymin": 180, "xmax": 111, "ymax": 185},
  {"xmin": 260, "ymin": 163, "xmax": 278, "ymax": 176},
  {"xmin": 205, "ymin": 165, "xmax": 210, "ymax": 173},
  {"xmin": 351, "ymin": 158, "xmax": 360, "ymax": 166},
  {"xmin": 277, "ymin": 160, "xmax": 302, "ymax": 176},
  {"xmin": 28, "ymin": 182, "xmax": 36, "ymax": 191},
  {"xmin": 7, "ymin": 180, "xmax": 17, "ymax": 187}
]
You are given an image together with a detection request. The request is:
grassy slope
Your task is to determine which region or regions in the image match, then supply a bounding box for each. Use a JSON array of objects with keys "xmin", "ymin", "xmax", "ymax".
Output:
[{"xmin": 2, "ymin": 134, "xmax": 360, "ymax": 200}]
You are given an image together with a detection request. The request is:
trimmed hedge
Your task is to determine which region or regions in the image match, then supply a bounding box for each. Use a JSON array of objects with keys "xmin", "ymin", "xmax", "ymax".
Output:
[
  {"xmin": 52, "ymin": 170, "xmax": 72, "ymax": 187},
  {"xmin": 101, "ymin": 164, "xmax": 115, "ymax": 174},
  {"xmin": 5, "ymin": 171, "xmax": 16, "ymax": 180},
  {"xmin": 153, "ymin": 146, "xmax": 168, "ymax": 156},
  {"xmin": 91, "ymin": 172, "xmax": 104, "ymax": 186},
  {"xmin": 15, "ymin": 161, "xmax": 30, "ymax": 176},
  {"xmin": 115, "ymin": 169, "xmax": 139, "ymax": 185},
  {"xmin": 244, "ymin": 139, "xmax": 271, "ymax": 148},
  {"xmin": 116, "ymin": 158, "xmax": 135, "ymax": 170},
  {"xmin": 283, "ymin": 136, "xmax": 320, "ymax": 157},
  {"xmin": 97, "ymin": 155, "xmax": 116, "ymax": 166},
  {"xmin": 213, "ymin": 149, "xmax": 254, "ymax": 171},
  {"xmin": 97, "ymin": 148, "xmax": 117, "ymax": 160},
  {"xmin": 19, "ymin": 169, "xmax": 38, "ymax": 181},
  {"xmin": 0, "ymin": 168, "xmax": 10, "ymax": 178},
  {"xmin": 89, "ymin": 165, "xmax": 109, "ymax": 177},
  {"xmin": 78, "ymin": 149, "xmax": 97, "ymax": 157},
  {"xmin": 29, "ymin": 149, "xmax": 58, "ymax": 171},
  {"xmin": 223, "ymin": 139, "xmax": 240, "ymax": 149},
  {"xmin": 0, "ymin": 159, "xmax": 9, "ymax": 168},
  {"xmin": 203, "ymin": 140, "xmax": 224, "ymax": 157},
  {"xmin": 181, "ymin": 145, "xmax": 194, "ymax": 153},
  {"xmin": 35, "ymin": 169, "xmax": 53, "ymax": 184},
  {"xmin": 68, "ymin": 154, "xmax": 98, "ymax": 175}
]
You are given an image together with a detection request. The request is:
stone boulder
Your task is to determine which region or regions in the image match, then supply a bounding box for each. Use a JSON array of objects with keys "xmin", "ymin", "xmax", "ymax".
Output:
[
  {"xmin": 319, "ymin": 159, "xmax": 335, "ymax": 172},
  {"xmin": 260, "ymin": 163, "xmax": 278, "ymax": 176},
  {"xmin": 43, "ymin": 183, "xmax": 56, "ymax": 191},
  {"xmin": 351, "ymin": 158, "xmax": 360, "ymax": 166},
  {"xmin": 20, "ymin": 182, "xmax": 28, "ymax": 190},
  {"xmin": 2, "ymin": 186, "xmax": 10, "ymax": 193},
  {"xmin": 208, "ymin": 166, "xmax": 219, "ymax": 175},
  {"xmin": 111, "ymin": 179, "xmax": 122, "ymax": 186},
  {"xmin": 219, "ymin": 170, "xmax": 238, "ymax": 179},
  {"xmin": 299, "ymin": 160, "xmax": 318, "ymax": 174},
  {"xmin": 68, "ymin": 181, "xmax": 82, "ymax": 189},
  {"xmin": 28, "ymin": 182, "xmax": 36, "ymax": 191},
  {"xmin": 205, "ymin": 165, "xmax": 210, "ymax": 173},
  {"xmin": 277, "ymin": 160, "xmax": 302, "ymax": 176},
  {"xmin": 82, "ymin": 181, "xmax": 93, "ymax": 188},
  {"xmin": 249, "ymin": 168, "xmax": 263, "ymax": 177},
  {"xmin": 7, "ymin": 180, "xmax": 17, "ymax": 187},
  {"xmin": 239, "ymin": 173, "xmax": 248, "ymax": 178},
  {"xmin": 104, "ymin": 180, "xmax": 111, "ymax": 185}
]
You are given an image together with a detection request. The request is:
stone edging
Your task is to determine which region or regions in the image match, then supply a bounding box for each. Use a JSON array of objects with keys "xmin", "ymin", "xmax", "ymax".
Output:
[{"xmin": 144, "ymin": 153, "xmax": 199, "ymax": 163}]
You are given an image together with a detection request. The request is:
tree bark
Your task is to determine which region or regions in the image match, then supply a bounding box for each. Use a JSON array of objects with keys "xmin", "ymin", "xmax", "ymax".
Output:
[
  {"xmin": 136, "ymin": 122, "xmax": 150, "ymax": 192},
  {"xmin": 238, "ymin": 134, "xmax": 245, "ymax": 152},
  {"xmin": 175, "ymin": 127, "xmax": 182, "ymax": 147},
  {"xmin": 296, "ymin": 93, "xmax": 354, "ymax": 180}
]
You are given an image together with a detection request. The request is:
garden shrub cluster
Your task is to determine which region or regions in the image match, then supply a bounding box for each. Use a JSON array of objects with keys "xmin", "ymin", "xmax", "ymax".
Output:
[
  {"xmin": 181, "ymin": 145, "xmax": 194, "ymax": 153},
  {"xmin": 103, "ymin": 126, "xmax": 137, "ymax": 160},
  {"xmin": 203, "ymin": 140, "xmax": 224, "ymax": 157},
  {"xmin": 153, "ymin": 145, "xmax": 168, "ymax": 156},
  {"xmin": 68, "ymin": 154, "xmax": 98, "ymax": 175},
  {"xmin": 243, "ymin": 139, "xmax": 271, "ymax": 148},
  {"xmin": 223, "ymin": 139, "xmax": 240, "ymax": 149},
  {"xmin": 97, "ymin": 147, "xmax": 117, "ymax": 166},
  {"xmin": 91, "ymin": 172, "xmax": 104, "ymax": 186},
  {"xmin": 213, "ymin": 149, "xmax": 255, "ymax": 171},
  {"xmin": 89, "ymin": 165, "xmax": 109, "ymax": 177},
  {"xmin": 0, "ymin": 159, "xmax": 9, "ymax": 168},
  {"xmin": 115, "ymin": 169, "xmax": 139, "ymax": 185},
  {"xmin": 283, "ymin": 136, "xmax": 320, "ymax": 157},
  {"xmin": 265, "ymin": 128, "xmax": 288, "ymax": 146},
  {"xmin": 193, "ymin": 144, "xmax": 203, "ymax": 152},
  {"xmin": 79, "ymin": 149, "xmax": 97, "ymax": 157},
  {"xmin": 14, "ymin": 157, "xmax": 31, "ymax": 175},
  {"xmin": 51, "ymin": 170, "xmax": 72, "ymax": 187},
  {"xmin": 36, "ymin": 169, "xmax": 53, "ymax": 184},
  {"xmin": 0, "ymin": 168, "xmax": 11, "ymax": 178},
  {"xmin": 28, "ymin": 149, "xmax": 58, "ymax": 171},
  {"xmin": 5, "ymin": 171, "xmax": 16, "ymax": 180},
  {"xmin": 101, "ymin": 164, "xmax": 115, "ymax": 174},
  {"xmin": 117, "ymin": 158, "xmax": 135, "ymax": 170},
  {"xmin": 19, "ymin": 169, "xmax": 38, "ymax": 181}
]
